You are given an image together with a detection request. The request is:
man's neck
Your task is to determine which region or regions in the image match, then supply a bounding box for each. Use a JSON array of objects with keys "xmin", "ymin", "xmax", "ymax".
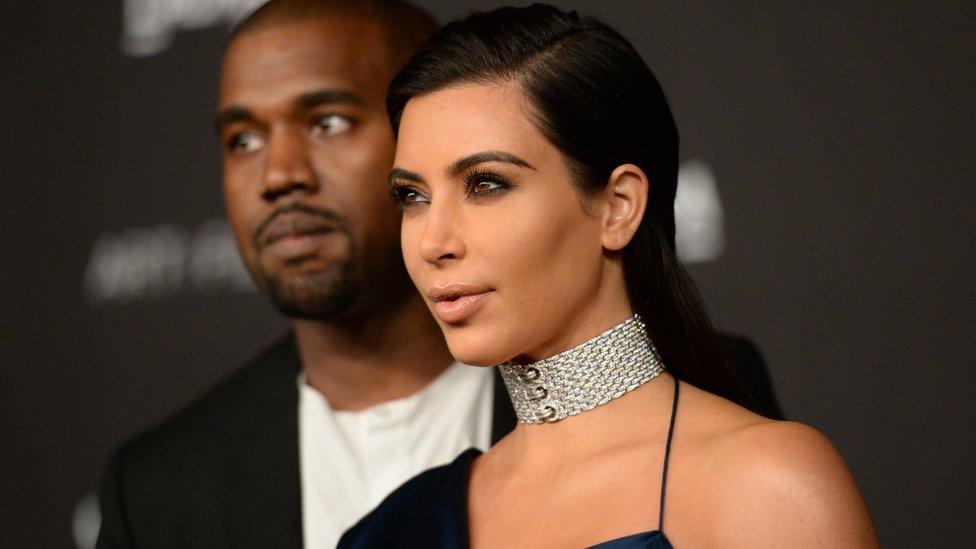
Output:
[{"xmin": 292, "ymin": 296, "xmax": 454, "ymax": 411}]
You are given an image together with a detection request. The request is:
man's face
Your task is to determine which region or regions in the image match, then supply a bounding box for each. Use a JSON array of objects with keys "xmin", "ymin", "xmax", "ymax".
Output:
[{"xmin": 217, "ymin": 17, "xmax": 405, "ymax": 319}]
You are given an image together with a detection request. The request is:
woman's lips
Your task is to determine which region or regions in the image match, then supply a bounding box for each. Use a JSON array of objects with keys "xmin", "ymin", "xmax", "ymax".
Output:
[{"xmin": 431, "ymin": 289, "xmax": 493, "ymax": 324}]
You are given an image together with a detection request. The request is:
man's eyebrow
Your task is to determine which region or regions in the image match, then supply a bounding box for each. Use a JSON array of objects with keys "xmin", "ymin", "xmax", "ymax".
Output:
[
  {"xmin": 213, "ymin": 90, "xmax": 363, "ymax": 135},
  {"xmin": 214, "ymin": 106, "xmax": 253, "ymax": 134},
  {"xmin": 447, "ymin": 151, "xmax": 536, "ymax": 177},
  {"xmin": 296, "ymin": 89, "xmax": 365, "ymax": 110},
  {"xmin": 389, "ymin": 168, "xmax": 425, "ymax": 185}
]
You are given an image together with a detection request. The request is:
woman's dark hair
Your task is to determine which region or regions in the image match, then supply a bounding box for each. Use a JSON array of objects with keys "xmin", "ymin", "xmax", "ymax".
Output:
[{"xmin": 388, "ymin": 4, "xmax": 749, "ymax": 406}]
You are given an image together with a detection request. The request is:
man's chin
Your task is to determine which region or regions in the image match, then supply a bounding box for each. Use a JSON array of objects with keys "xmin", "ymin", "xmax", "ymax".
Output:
[{"xmin": 263, "ymin": 271, "xmax": 358, "ymax": 321}]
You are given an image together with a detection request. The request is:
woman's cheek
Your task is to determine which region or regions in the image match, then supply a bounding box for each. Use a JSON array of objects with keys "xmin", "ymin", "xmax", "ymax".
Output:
[{"xmin": 400, "ymin": 221, "xmax": 426, "ymax": 289}]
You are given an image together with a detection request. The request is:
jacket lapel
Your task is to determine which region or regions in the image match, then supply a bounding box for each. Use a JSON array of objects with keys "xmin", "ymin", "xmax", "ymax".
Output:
[{"xmin": 220, "ymin": 335, "xmax": 303, "ymax": 548}]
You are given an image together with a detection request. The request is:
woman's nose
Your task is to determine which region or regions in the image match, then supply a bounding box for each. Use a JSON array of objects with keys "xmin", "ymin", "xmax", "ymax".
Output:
[{"xmin": 418, "ymin": 203, "xmax": 466, "ymax": 265}]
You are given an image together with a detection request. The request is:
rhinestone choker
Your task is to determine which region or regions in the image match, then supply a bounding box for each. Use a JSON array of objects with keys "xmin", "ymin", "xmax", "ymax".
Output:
[{"xmin": 498, "ymin": 314, "xmax": 665, "ymax": 424}]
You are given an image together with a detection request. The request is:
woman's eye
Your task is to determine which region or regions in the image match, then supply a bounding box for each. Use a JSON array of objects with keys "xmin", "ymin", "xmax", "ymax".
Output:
[
  {"xmin": 465, "ymin": 172, "xmax": 512, "ymax": 198},
  {"xmin": 390, "ymin": 185, "xmax": 429, "ymax": 209},
  {"xmin": 227, "ymin": 132, "xmax": 265, "ymax": 154},
  {"xmin": 312, "ymin": 114, "xmax": 353, "ymax": 136},
  {"xmin": 470, "ymin": 179, "xmax": 504, "ymax": 195}
]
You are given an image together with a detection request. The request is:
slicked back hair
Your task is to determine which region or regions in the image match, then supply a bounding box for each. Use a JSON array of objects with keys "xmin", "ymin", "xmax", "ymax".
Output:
[{"xmin": 387, "ymin": 4, "xmax": 750, "ymax": 407}]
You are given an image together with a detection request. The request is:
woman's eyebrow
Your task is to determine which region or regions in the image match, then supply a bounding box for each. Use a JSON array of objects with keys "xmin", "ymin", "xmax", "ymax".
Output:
[
  {"xmin": 446, "ymin": 151, "xmax": 536, "ymax": 177},
  {"xmin": 389, "ymin": 168, "xmax": 424, "ymax": 185}
]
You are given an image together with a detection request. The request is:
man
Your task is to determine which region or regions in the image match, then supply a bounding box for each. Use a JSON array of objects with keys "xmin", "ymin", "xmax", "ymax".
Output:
[
  {"xmin": 97, "ymin": 1, "xmax": 780, "ymax": 547},
  {"xmin": 97, "ymin": 2, "xmax": 513, "ymax": 547}
]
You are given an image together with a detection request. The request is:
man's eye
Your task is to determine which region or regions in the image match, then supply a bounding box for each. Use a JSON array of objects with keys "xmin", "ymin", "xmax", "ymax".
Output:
[
  {"xmin": 312, "ymin": 114, "xmax": 353, "ymax": 136},
  {"xmin": 227, "ymin": 132, "xmax": 264, "ymax": 154}
]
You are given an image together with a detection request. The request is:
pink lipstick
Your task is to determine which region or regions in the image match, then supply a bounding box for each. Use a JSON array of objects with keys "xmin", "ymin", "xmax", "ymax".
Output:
[{"xmin": 428, "ymin": 284, "xmax": 493, "ymax": 324}]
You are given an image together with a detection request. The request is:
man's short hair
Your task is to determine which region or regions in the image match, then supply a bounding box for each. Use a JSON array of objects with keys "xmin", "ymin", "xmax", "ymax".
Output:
[{"xmin": 231, "ymin": 0, "xmax": 438, "ymax": 67}]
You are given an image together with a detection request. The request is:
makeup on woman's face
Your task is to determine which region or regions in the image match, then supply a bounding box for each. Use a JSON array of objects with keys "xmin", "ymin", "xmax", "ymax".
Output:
[{"xmin": 391, "ymin": 82, "xmax": 609, "ymax": 366}]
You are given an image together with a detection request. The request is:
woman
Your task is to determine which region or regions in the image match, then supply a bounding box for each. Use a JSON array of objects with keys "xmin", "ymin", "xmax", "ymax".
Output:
[{"xmin": 340, "ymin": 5, "xmax": 877, "ymax": 548}]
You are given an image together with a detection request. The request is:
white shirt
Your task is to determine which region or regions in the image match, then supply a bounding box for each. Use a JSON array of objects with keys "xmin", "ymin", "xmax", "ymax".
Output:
[{"xmin": 298, "ymin": 362, "xmax": 495, "ymax": 549}]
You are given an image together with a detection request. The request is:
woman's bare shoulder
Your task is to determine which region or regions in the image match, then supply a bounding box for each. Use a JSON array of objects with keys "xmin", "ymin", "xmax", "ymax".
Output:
[{"xmin": 677, "ymin": 385, "xmax": 878, "ymax": 547}]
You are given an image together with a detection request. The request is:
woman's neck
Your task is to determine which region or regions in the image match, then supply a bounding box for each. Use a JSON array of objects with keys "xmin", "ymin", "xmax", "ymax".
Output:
[{"xmin": 514, "ymin": 263, "xmax": 634, "ymax": 363}]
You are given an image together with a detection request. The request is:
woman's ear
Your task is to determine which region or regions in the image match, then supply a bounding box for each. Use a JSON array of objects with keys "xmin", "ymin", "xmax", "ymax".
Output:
[{"xmin": 599, "ymin": 163, "xmax": 649, "ymax": 251}]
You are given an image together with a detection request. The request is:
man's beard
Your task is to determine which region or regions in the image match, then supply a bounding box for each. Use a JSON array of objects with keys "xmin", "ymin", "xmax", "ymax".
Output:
[
  {"xmin": 250, "ymin": 203, "xmax": 360, "ymax": 320},
  {"xmin": 259, "ymin": 253, "xmax": 359, "ymax": 320}
]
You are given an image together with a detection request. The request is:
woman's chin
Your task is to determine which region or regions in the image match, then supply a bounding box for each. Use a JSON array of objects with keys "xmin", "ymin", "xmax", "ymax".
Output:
[{"xmin": 445, "ymin": 338, "xmax": 509, "ymax": 367}]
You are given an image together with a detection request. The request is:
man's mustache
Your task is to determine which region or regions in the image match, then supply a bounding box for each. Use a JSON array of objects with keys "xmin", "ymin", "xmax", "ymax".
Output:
[{"xmin": 252, "ymin": 203, "xmax": 349, "ymax": 251}]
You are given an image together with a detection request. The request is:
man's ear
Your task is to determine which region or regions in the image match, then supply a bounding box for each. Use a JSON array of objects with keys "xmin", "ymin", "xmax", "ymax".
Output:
[{"xmin": 599, "ymin": 163, "xmax": 649, "ymax": 251}]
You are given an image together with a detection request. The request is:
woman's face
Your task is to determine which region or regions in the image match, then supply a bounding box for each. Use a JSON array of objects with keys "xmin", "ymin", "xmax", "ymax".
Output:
[{"xmin": 391, "ymin": 82, "xmax": 611, "ymax": 366}]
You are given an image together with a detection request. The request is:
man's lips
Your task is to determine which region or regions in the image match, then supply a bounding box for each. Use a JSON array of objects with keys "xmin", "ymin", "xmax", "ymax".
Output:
[
  {"xmin": 428, "ymin": 284, "xmax": 494, "ymax": 324},
  {"xmin": 257, "ymin": 212, "xmax": 339, "ymax": 249}
]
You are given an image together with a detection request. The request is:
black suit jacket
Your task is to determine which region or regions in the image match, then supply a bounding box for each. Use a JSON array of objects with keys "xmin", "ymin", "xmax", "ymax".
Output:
[{"xmin": 96, "ymin": 333, "xmax": 778, "ymax": 548}]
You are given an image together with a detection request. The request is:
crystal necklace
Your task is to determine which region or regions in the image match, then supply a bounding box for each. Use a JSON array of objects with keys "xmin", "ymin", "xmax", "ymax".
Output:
[{"xmin": 498, "ymin": 314, "xmax": 665, "ymax": 424}]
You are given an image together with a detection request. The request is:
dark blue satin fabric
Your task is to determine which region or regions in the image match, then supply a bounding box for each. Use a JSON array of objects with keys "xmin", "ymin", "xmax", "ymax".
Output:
[
  {"xmin": 590, "ymin": 530, "xmax": 672, "ymax": 548},
  {"xmin": 338, "ymin": 448, "xmax": 673, "ymax": 548}
]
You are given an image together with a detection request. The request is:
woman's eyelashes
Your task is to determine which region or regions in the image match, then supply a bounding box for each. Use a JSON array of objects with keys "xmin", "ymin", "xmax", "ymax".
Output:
[
  {"xmin": 389, "ymin": 184, "xmax": 429, "ymax": 210},
  {"xmin": 463, "ymin": 168, "xmax": 516, "ymax": 199},
  {"xmin": 389, "ymin": 168, "xmax": 517, "ymax": 211}
]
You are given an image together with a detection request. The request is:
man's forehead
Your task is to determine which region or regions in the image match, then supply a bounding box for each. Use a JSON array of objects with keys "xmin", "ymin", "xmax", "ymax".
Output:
[{"xmin": 219, "ymin": 17, "xmax": 391, "ymax": 107}]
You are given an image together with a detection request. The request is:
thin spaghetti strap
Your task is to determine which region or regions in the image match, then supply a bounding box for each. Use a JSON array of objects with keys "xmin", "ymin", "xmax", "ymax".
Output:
[{"xmin": 658, "ymin": 378, "xmax": 680, "ymax": 531}]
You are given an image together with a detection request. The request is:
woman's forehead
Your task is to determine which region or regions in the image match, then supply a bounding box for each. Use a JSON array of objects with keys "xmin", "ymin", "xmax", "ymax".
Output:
[{"xmin": 395, "ymin": 82, "xmax": 555, "ymax": 171}]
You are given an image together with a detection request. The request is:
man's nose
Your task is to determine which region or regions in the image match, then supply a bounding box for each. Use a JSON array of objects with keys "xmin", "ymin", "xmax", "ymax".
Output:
[
  {"xmin": 418, "ymin": 201, "xmax": 467, "ymax": 266},
  {"xmin": 262, "ymin": 126, "xmax": 317, "ymax": 201}
]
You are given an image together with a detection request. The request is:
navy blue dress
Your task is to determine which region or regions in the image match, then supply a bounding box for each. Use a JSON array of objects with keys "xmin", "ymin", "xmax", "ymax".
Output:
[{"xmin": 339, "ymin": 381, "xmax": 681, "ymax": 548}]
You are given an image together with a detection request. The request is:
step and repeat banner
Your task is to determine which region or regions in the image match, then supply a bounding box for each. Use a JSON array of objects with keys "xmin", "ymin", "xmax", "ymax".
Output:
[{"xmin": 2, "ymin": 1, "xmax": 973, "ymax": 547}]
